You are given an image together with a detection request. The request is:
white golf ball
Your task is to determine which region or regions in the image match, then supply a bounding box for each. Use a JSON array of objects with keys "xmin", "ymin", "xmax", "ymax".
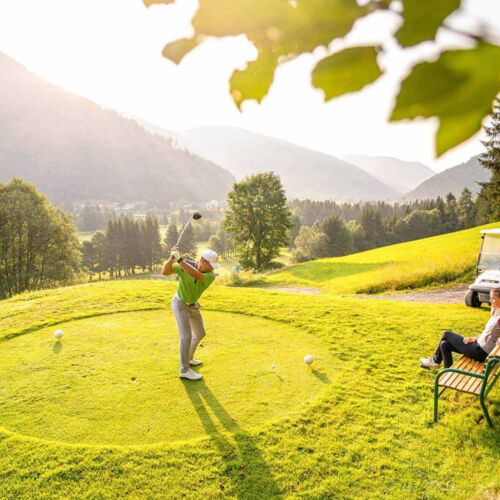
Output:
[
  {"xmin": 271, "ymin": 363, "xmax": 276, "ymax": 369},
  {"xmin": 304, "ymin": 354, "xmax": 314, "ymax": 365},
  {"xmin": 54, "ymin": 329, "xmax": 64, "ymax": 340}
]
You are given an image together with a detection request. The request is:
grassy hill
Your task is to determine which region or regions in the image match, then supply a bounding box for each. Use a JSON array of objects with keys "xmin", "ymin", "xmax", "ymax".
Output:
[
  {"xmin": 264, "ymin": 222, "xmax": 500, "ymax": 294},
  {"xmin": 0, "ymin": 280, "xmax": 498, "ymax": 497}
]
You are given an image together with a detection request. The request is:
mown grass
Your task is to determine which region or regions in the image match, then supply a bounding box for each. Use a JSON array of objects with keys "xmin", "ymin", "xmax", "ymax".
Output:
[
  {"xmin": 0, "ymin": 309, "xmax": 333, "ymax": 446},
  {"xmin": 263, "ymin": 222, "xmax": 500, "ymax": 294},
  {"xmin": 0, "ymin": 280, "xmax": 499, "ymax": 498}
]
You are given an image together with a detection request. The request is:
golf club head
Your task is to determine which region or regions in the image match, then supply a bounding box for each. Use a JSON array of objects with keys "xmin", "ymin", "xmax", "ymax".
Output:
[{"xmin": 193, "ymin": 212, "xmax": 202, "ymax": 220}]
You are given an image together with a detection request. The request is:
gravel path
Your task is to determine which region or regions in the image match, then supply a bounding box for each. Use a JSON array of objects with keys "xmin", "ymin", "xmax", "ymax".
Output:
[
  {"xmin": 359, "ymin": 286, "xmax": 468, "ymax": 305},
  {"xmin": 261, "ymin": 286, "xmax": 321, "ymax": 295},
  {"xmin": 261, "ymin": 285, "xmax": 469, "ymax": 304}
]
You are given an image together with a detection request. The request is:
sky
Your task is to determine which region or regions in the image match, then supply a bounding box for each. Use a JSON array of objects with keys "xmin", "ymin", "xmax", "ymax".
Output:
[{"xmin": 0, "ymin": 0, "xmax": 499, "ymax": 172}]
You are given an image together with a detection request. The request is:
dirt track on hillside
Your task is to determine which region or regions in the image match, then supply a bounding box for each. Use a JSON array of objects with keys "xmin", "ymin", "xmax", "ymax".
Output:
[
  {"xmin": 262, "ymin": 286, "xmax": 321, "ymax": 295},
  {"xmin": 357, "ymin": 286, "xmax": 469, "ymax": 304}
]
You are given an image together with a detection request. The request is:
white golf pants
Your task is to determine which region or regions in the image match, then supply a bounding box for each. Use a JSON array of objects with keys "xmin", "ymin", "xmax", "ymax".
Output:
[{"xmin": 171, "ymin": 294, "xmax": 206, "ymax": 373}]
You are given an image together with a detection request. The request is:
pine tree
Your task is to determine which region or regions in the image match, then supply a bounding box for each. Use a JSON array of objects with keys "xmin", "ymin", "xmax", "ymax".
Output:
[
  {"xmin": 152, "ymin": 218, "xmax": 163, "ymax": 270},
  {"xmin": 457, "ymin": 188, "xmax": 476, "ymax": 229},
  {"xmin": 105, "ymin": 220, "xmax": 119, "ymax": 278},
  {"xmin": 81, "ymin": 241, "xmax": 95, "ymax": 280},
  {"xmin": 289, "ymin": 214, "xmax": 302, "ymax": 249},
  {"xmin": 444, "ymin": 193, "xmax": 459, "ymax": 231},
  {"xmin": 178, "ymin": 223, "xmax": 197, "ymax": 257},
  {"xmin": 474, "ymin": 186, "xmax": 493, "ymax": 225},
  {"xmin": 361, "ymin": 205, "xmax": 385, "ymax": 249},
  {"xmin": 479, "ymin": 97, "xmax": 500, "ymax": 221},
  {"xmin": 164, "ymin": 223, "xmax": 179, "ymax": 256},
  {"xmin": 321, "ymin": 215, "xmax": 352, "ymax": 257},
  {"xmin": 91, "ymin": 231, "xmax": 107, "ymax": 280}
]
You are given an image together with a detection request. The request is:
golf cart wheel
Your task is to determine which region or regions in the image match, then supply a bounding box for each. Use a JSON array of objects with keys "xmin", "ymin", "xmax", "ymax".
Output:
[{"xmin": 465, "ymin": 290, "xmax": 481, "ymax": 308}]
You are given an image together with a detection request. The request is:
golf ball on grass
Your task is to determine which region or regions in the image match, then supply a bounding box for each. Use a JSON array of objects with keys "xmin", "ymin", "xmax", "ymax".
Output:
[
  {"xmin": 304, "ymin": 354, "xmax": 313, "ymax": 365},
  {"xmin": 54, "ymin": 329, "xmax": 64, "ymax": 340}
]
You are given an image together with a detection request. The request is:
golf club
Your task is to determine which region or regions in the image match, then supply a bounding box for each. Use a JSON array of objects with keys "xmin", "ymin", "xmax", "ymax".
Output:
[{"xmin": 175, "ymin": 212, "xmax": 202, "ymax": 249}]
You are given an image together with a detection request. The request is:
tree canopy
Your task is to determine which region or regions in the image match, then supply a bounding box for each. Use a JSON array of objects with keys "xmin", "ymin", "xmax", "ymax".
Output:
[
  {"xmin": 0, "ymin": 178, "xmax": 81, "ymax": 299},
  {"xmin": 224, "ymin": 172, "xmax": 292, "ymax": 271}
]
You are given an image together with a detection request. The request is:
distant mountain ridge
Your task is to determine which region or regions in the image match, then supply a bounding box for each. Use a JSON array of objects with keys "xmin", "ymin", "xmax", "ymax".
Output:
[
  {"xmin": 183, "ymin": 126, "xmax": 399, "ymax": 201},
  {"xmin": 404, "ymin": 156, "xmax": 490, "ymax": 200},
  {"xmin": 341, "ymin": 154, "xmax": 435, "ymax": 194},
  {"xmin": 0, "ymin": 52, "xmax": 234, "ymax": 207}
]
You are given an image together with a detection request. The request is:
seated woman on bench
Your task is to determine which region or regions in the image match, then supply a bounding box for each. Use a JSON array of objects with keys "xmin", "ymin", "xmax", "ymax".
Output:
[{"xmin": 420, "ymin": 287, "xmax": 500, "ymax": 369}]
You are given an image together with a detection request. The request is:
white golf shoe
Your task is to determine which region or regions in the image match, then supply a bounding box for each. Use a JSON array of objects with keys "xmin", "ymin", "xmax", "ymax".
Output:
[
  {"xmin": 180, "ymin": 369, "xmax": 203, "ymax": 381},
  {"xmin": 420, "ymin": 357, "xmax": 439, "ymax": 369},
  {"xmin": 189, "ymin": 359, "xmax": 203, "ymax": 366}
]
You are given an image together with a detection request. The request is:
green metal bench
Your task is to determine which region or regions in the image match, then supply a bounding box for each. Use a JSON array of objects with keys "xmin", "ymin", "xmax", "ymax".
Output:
[{"xmin": 434, "ymin": 344, "xmax": 500, "ymax": 427}]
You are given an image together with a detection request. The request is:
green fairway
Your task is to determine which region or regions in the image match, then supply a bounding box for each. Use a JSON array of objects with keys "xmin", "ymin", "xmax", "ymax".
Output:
[
  {"xmin": 264, "ymin": 222, "xmax": 500, "ymax": 294},
  {"xmin": 0, "ymin": 280, "xmax": 499, "ymax": 498},
  {"xmin": 0, "ymin": 310, "xmax": 333, "ymax": 446}
]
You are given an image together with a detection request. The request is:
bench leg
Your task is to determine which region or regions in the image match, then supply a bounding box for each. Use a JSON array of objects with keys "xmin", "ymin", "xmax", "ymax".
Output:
[
  {"xmin": 434, "ymin": 380, "xmax": 441, "ymax": 423},
  {"xmin": 479, "ymin": 394, "xmax": 494, "ymax": 428}
]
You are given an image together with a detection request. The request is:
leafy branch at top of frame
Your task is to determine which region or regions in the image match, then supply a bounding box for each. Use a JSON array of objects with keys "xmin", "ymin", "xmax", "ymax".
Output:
[{"xmin": 144, "ymin": 0, "xmax": 500, "ymax": 156}]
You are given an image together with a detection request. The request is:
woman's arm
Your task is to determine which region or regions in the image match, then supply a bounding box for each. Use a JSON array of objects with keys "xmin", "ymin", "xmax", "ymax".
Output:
[
  {"xmin": 178, "ymin": 259, "xmax": 205, "ymax": 282},
  {"xmin": 161, "ymin": 256, "xmax": 177, "ymax": 276}
]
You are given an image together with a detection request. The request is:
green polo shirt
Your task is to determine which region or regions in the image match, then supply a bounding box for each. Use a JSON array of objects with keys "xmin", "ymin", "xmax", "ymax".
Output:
[{"xmin": 172, "ymin": 262, "xmax": 216, "ymax": 304}]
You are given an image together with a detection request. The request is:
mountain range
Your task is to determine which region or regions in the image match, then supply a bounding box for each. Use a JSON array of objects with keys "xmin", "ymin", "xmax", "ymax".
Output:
[
  {"xmin": 0, "ymin": 52, "xmax": 234, "ymax": 207},
  {"xmin": 404, "ymin": 156, "xmax": 490, "ymax": 200},
  {"xmin": 341, "ymin": 154, "xmax": 435, "ymax": 194},
  {"xmin": 183, "ymin": 126, "xmax": 400, "ymax": 201},
  {"xmin": 0, "ymin": 51, "xmax": 491, "ymax": 206}
]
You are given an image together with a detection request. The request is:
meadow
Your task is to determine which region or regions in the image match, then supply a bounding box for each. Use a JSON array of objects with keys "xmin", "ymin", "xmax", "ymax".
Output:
[
  {"xmin": 0, "ymin": 275, "xmax": 499, "ymax": 498},
  {"xmin": 263, "ymin": 222, "xmax": 500, "ymax": 294}
]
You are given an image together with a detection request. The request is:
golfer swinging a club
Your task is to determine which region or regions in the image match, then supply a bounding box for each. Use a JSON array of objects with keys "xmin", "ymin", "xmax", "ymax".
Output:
[{"xmin": 162, "ymin": 246, "xmax": 219, "ymax": 381}]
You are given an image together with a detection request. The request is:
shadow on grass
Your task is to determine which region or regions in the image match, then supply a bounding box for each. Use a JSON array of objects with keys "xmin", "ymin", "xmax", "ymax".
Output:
[
  {"xmin": 311, "ymin": 368, "xmax": 331, "ymax": 384},
  {"xmin": 182, "ymin": 381, "xmax": 281, "ymax": 498},
  {"xmin": 52, "ymin": 342, "xmax": 62, "ymax": 354}
]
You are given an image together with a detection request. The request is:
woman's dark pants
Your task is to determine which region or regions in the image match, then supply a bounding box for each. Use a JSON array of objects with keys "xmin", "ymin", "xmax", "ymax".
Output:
[{"xmin": 433, "ymin": 331, "xmax": 487, "ymax": 368}]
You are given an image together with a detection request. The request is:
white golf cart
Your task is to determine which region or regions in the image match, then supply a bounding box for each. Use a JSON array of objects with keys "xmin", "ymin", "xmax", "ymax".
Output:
[{"xmin": 465, "ymin": 228, "xmax": 500, "ymax": 308}]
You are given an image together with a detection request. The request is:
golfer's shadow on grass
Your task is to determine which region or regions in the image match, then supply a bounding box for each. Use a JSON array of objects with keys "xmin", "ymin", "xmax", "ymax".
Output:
[{"xmin": 182, "ymin": 381, "xmax": 281, "ymax": 498}]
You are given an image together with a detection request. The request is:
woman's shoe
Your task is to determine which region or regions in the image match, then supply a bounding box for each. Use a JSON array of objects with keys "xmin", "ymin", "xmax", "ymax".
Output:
[{"xmin": 420, "ymin": 357, "xmax": 439, "ymax": 369}]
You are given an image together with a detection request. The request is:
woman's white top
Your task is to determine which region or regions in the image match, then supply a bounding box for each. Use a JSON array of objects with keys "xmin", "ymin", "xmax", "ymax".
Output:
[{"xmin": 477, "ymin": 309, "xmax": 500, "ymax": 354}]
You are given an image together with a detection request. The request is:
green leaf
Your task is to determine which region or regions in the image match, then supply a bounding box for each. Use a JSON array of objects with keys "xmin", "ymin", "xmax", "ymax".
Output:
[
  {"xmin": 390, "ymin": 41, "xmax": 500, "ymax": 156},
  {"xmin": 396, "ymin": 0, "xmax": 461, "ymax": 47},
  {"xmin": 312, "ymin": 47, "xmax": 382, "ymax": 101},
  {"xmin": 155, "ymin": 0, "xmax": 368, "ymax": 106},
  {"xmin": 143, "ymin": 0, "xmax": 175, "ymax": 6},
  {"xmin": 192, "ymin": 0, "xmax": 367, "ymax": 53},
  {"xmin": 230, "ymin": 50, "xmax": 279, "ymax": 108},
  {"xmin": 162, "ymin": 38, "xmax": 200, "ymax": 64}
]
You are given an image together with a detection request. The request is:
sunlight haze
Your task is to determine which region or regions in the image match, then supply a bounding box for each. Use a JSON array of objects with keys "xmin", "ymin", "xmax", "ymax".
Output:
[{"xmin": 0, "ymin": 0, "xmax": 498, "ymax": 171}]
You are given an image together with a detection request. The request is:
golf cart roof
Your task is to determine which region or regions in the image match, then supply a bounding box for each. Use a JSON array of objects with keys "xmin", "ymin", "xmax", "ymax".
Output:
[{"xmin": 480, "ymin": 229, "xmax": 500, "ymax": 235}]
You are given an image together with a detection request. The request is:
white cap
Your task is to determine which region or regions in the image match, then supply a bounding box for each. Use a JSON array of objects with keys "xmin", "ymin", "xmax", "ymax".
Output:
[{"xmin": 201, "ymin": 249, "xmax": 220, "ymax": 269}]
